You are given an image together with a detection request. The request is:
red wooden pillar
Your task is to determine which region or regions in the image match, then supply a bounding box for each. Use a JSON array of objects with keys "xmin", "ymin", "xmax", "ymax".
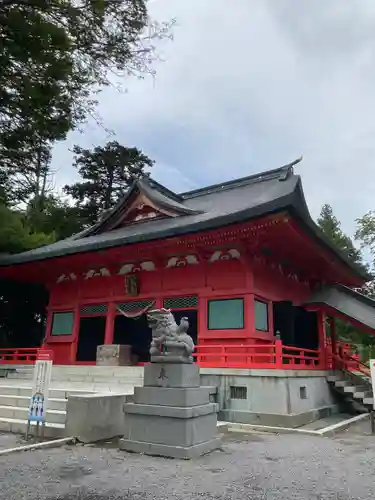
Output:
[
  {"xmin": 329, "ymin": 316, "xmax": 337, "ymax": 370},
  {"xmin": 317, "ymin": 310, "xmax": 327, "ymax": 369},
  {"xmin": 275, "ymin": 337, "xmax": 283, "ymax": 368},
  {"xmin": 104, "ymin": 302, "xmax": 116, "ymax": 345},
  {"xmin": 244, "ymin": 294, "xmax": 255, "ymax": 339},
  {"xmin": 43, "ymin": 309, "xmax": 53, "ymax": 347},
  {"xmin": 71, "ymin": 302, "xmax": 81, "ymax": 364},
  {"xmin": 198, "ymin": 296, "xmax": 208, "ymax": 347}
]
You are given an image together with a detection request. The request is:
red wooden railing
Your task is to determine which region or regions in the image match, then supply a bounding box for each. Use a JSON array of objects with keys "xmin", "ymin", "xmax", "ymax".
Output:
[
  {"xmin": 0, "ymin": 348, "xmax": 40, "ymax": 364},
  {"xmin": 194, "ymin": 340, "xmax": 322, "ymax": 370},
  {"xmin": 329, "ymin": 351, "xmax": 370, "ymax": 377}
]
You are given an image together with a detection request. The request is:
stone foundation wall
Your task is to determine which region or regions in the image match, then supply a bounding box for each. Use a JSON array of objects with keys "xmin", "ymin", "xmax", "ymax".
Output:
[{"xmin": 200, "ymin": 369, "xmax": 336, "ymax": 427}]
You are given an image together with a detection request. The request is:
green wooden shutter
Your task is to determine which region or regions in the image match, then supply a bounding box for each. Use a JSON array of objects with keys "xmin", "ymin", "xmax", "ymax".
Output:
[
  {"xmin": 208, "ymin": 299, "xmax": 244, "ymax": 330},
  {"xmin": 51, "ymin": 312, "xmax": 74, "ymax": 336},
  {"xmin": 254, "ymin": 300, "xmax": 268, "ymax": 331}
]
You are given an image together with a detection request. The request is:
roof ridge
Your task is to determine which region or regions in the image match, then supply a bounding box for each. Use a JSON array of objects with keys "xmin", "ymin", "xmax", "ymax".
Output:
[{"xmin": 179, "ymin": 159, "xmax": 300, "ymax": 199}]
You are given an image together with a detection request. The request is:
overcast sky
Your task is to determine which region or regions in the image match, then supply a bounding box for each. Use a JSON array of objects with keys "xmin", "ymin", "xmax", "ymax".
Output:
[{"xmin": 53, "ymin": 0, "xmax": 375, "ymax": 239}]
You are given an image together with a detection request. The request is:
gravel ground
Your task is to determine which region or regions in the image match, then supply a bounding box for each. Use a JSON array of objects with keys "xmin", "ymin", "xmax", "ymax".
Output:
[
  {"xmin": 1, "ymin": 431, "xmax": 375, "ymax": 500},
  {"xmin": 0, "ymin": 432, "xmax": 24, "ymax": 450}
]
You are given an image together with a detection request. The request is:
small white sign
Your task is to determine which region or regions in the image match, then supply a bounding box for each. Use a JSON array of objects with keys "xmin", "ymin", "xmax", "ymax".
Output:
[
  {"xmin": 369, "ymin": 359, "xmax": 375, "ymax": 410},
  {"xmin": 28, "ymin": 359, "xmax": 53, "ymax": 423}
]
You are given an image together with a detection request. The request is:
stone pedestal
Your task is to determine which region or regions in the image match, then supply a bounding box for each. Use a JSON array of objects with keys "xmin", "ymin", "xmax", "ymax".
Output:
[
  {"xmin": 120, "ymin": 363, "xmax": 221, "ymax": 459},
  {"xmin": 96, "ymin": 344, "xmax": 132, "ymax": 366}
]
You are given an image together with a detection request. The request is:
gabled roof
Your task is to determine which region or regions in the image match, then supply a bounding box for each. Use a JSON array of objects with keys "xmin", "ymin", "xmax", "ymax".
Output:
[
  {"xmin": 75, "ymin": 177, "xmax": 201, "ymax": 239},
  {"xmin": 0, "ymin": 159, "xmax": 369, "ymax": 283},
  {"xmin": 305, "ymin": 284, "xmax": 375, "ymax": 332}
]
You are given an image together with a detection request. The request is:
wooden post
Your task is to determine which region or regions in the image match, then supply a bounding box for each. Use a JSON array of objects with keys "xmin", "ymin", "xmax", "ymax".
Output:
[
  {"xmin": 275, "ymin": 336, "xmax": 283, "ymax": 369},
  {"xmin": 317, "ymin": 310, "xmax": 327, "ymax": 370},
  {"xmin": 104, "ymin": 302, "xmax": 116, "ymax": 345},
  {"xmin": 329, "ymin": 316, "xmax": 337, "ymax": 370}
]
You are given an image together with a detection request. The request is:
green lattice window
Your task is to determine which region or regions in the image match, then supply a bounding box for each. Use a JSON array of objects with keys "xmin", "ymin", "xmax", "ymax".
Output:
[
  {"xmin": 116, "ymin": 300, "xmax": 154, "ymax": 314},
  {"xmin": 163, "ymin": 296, "xmax": 198, "ymax": 309},
  {"xmin": 51, "ymin": 311, "xmax": 74, "ymax": 336},
  {"xmin": 254, "ymin": 300, "xmax": 269, "ymax": 331},
  {"xmin": 207, "ymin": 299, "xmax": 244, "ymax": 330},
  {"xmin": 80, "ymin": 304, "xmax": 108, "ymax": 316}
]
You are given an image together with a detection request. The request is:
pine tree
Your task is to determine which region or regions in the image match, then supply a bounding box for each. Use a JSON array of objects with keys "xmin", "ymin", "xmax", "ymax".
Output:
[
  {"xmin": 317, "ymin": 204, "xmax": 374, "ymax": 350},
  {"xmin": 317, "ymin": 204, "xmax": 363, "ymax": 265},
  {"xmin": 64, "ymin": 141, "xmax": 154, "ymax": 227}
]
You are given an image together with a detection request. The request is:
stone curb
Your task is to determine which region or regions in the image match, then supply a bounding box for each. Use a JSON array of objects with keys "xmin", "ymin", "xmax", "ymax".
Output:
[
  {"xmin": 0, "ymin": 437, "xmax": 75, "ymax": 456},
  {"xmin": 224, "ymin": 413, "xmax": 370, "ymax": 437}
]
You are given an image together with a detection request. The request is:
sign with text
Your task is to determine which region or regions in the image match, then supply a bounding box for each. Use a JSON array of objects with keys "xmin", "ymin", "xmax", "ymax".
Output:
[
  {"xmin": 370, "ymin": 359, "xmax": 375, "ymax": 410},
  {"xmin": 28, "ymin": 359, "xmax": 53, "ymax": 423}
]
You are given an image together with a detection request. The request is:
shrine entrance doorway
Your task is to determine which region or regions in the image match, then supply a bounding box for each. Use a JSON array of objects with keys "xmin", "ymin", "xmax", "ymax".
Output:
[
  {"xmin": 76, "ymin": 316, "xmax": 106, "ymax": 362},
  {"xmin": 113, "ymin": 315, "xmax": 151, "ymax": 363},
  {"xmin": 172, "ymin": 309, "xmax": 198, "ymax": 346}
]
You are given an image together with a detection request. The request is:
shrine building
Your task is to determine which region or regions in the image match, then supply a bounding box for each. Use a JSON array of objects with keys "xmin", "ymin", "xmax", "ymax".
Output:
[{"xmin": 1, "ymin": 160, "xmax": 375, "ymax": 370}]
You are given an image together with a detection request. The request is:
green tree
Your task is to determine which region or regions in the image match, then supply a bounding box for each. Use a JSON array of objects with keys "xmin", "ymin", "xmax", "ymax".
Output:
[
  {"xmin": 317, "ymin": 204, "xmax": 363, "ymax": 265},
  {"xmin": 0, "ymin": 0, "xmax": 172, "ymax": 194},
  {"xmin": 26, "ymin": 194, "xmax": 84, "ymax": 240},
  {"xmin": 317, "ymin": 204, "xmax": 373, "ymax": 349},
  {"xmin": 64, "ymin": 141, "xmax": 154, "ymax": 226},
  {"xmin": 0, "ymin": 204, "xmax": 54, "ymax": 254},
  {"xmin": 356, "ymin": 211, "xmax": 375, "ymax": 256}
]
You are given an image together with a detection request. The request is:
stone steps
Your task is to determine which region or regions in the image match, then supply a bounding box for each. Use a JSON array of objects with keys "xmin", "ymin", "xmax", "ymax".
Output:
[
  {"xmin": 0, "ymin": 364, "xmax": 144, "ymax": 437},
  {"xmin": 327, "ymin": 372, "xmax": 374, "ymax": 410},
  {"xmin": 3, "ymin": 364, "xmax": 145, "ymax": 386},
  {"xmin": 0, "ymin": 417, "xmax": 65, "ymax": 438},
  {"xmin": 0, "ymin": 394, "xmax": 67, "ymax": 411}
]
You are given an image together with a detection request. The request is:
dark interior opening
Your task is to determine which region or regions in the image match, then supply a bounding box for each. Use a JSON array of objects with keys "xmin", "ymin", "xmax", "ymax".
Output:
[
  {"xmin": 113, "ymin": 314, "xmax": 152, "ymax": 363},
  {"xmin": 76, "ymin": 316, "xmax": 106, "ymax": 362},
  {"xmin": 171, "ymin": 309, "xmax": 198, "ymax": 346},
  {"xmin": 112, "ymin": 309, "xmax": 198, "ymax": 364},
  {"xmin": 273, "ymin": 301, "xmax": 296, "ymax": 345},
  {"xmin": 294, "ymin": 307, "xmax": 319, "ymax": 350},
  {"xmin": 273, "ymin": 301, "xmax": 318, "ymax": 349}
]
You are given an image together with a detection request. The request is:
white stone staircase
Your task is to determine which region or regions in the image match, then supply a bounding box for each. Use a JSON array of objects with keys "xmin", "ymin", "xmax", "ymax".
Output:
[
  {"xmin": 0, "ymin": 365, "xmax": 145, "ymax": 437},
  {"xmin": 327, "ymin": 371, "xmax": 374, "ymax": 411}
]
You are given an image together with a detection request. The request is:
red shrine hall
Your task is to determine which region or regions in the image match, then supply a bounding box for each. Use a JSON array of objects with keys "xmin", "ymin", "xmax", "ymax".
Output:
[{"xmin": 1, "ymin": 161, "xmax": 375, "ymax": 368}]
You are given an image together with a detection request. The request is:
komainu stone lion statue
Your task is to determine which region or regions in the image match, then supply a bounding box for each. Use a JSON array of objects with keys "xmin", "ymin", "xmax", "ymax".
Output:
[{"xmin": 147, "ymin": 308, "xmax": 195, "ymax": 363}]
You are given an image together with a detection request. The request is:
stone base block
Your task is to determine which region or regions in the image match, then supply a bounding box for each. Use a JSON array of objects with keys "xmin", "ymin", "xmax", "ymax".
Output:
[
  {"xmin": 133, "ymin": 386, "xmax": 211, "ymax": 407},
  {"xmin": 144, "ymin": 363, "xmax": 200, "ymax": 388},
  {"xmin": 123, "ymin": 409, "xmax": 218, "ymax": 447},
  {"xmin": 119, "ymin": 437, "xmax": 222, "ymax": 459},
  {"xmin": 96, "ymin": 344, "xmax": 132, "ymax": 366}
]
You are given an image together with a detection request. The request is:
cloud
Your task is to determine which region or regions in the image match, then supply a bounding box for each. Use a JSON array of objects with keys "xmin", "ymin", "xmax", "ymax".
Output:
[{"xmin": 53, "ymin": 0, "xmax": 375, "ymax": 240}]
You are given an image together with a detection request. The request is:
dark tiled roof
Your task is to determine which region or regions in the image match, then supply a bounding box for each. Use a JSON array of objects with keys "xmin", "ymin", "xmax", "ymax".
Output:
[
  {"xmin": 0, "ymin": 161, "xmax": 369, "ymax": 281},
  {"xmin": 305, "ymin": 284, "xmax": 375, "ymax": 331}
]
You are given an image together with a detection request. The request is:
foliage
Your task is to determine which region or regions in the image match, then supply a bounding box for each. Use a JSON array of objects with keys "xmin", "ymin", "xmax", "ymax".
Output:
[
  {"xmin": 64, "ymin": 140, "xmax": 154, "ymax": 226},
  {"xmin": 317, "ymin": 204, "xmax": 363, "ymax": 265},
  {"xmin": 0, "ymin": 204, "xmax": 55, "ymax": 254},
  {"xmin": 26, "ymin": 194, "xmax": 84, "ymax": 240},
  {"xmin": 356, "ymin": 211, "xmax": 375, "ymax": 258},
  {"xmin": 0, "ymin": 0, "xmax": 172, "ymax": 202},
  {"xmin": 317, "ymin": 203, "xmax": 375, "ymax": 348}
]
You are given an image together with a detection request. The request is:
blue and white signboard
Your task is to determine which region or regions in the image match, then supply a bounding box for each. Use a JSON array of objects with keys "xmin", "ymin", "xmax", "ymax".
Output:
[{"xmin": 28, "ymin": 359, "xmax": 52, "ymax": 424}]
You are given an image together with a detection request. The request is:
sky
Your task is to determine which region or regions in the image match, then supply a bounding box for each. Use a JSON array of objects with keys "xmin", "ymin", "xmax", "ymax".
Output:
[{"xmin": 53, "ymin": 0, "xmax": 375, "ymax": 241}]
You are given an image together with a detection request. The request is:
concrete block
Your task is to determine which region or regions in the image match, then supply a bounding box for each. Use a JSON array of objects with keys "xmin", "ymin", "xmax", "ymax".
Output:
[
  {"xmin": 119, "ymin": 437, "xmax": 222, "ymax": 459},
  {"xmin": 133, "ymin": 386, "xmax": 211, "ymax": 407},
  {"xmin": 65, "ymin": 393, "xmax": 127, "ymax": 443},
  {"xmin": 96, "ymin": 344, "xmax": 132, "ymax": 366},
  {"xmin": 144, "ymin": 363, "xmax": 200, "ymax": 388}
]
